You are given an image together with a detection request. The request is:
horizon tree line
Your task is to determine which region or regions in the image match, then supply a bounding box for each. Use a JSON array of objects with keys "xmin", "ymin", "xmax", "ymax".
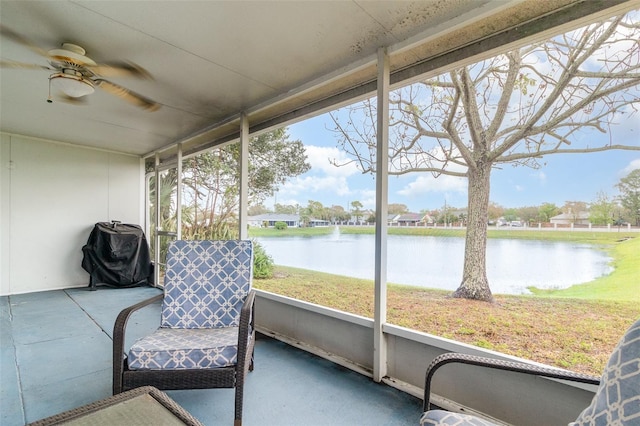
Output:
[{"xmin": 249, "ymin": 167, "xmax": 639, "ymax": 227}]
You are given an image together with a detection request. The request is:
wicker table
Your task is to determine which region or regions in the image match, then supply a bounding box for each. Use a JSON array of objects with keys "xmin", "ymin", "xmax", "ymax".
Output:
[{"xmin": 28, "ymin": 386, "xmax": 203, "ymax": 426}]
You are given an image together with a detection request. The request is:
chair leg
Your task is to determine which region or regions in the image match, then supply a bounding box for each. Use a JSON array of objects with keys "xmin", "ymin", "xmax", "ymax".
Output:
[{"xmin": 234, "ymin": 379, "xmax": 244, "ymax": 426}]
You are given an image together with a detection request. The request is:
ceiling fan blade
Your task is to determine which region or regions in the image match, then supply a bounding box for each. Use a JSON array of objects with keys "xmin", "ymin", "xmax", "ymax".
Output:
[
  {"xmin": 0, "ymin": 25, "xmax": 51, "ymax": 59},
  {"xmin": 94, "ymin": 79, "xmax": 160, "ymax": 111},
  {"xmin": 0, "ymin": 60, "xmax": 53, "ymax": 71},
  {"xmin": 86, "ymin": 61, "xmax": 153, "ymax": 79}
]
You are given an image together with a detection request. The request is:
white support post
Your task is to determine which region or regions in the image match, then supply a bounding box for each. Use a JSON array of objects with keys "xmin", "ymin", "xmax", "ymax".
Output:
[
  {"xmin": 176, "ymin": 143, "xmax": 182, "ymax": 240},
  {"xmin": 374, "ymin": 47, "xmax": 390, "ymax": 383},
  {"xmin": 154, "ymin": 153, "xmax": 161, "ymax": 286},
  {"xmin": 239, "ymin": 113, "xmax": 249, "ymax": 240}
]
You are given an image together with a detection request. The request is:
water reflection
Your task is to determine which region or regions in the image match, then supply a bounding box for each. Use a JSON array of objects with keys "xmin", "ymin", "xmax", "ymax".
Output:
[{"xmin": 255, "ymin": 232, "xmax": 612, "ymax": 295}]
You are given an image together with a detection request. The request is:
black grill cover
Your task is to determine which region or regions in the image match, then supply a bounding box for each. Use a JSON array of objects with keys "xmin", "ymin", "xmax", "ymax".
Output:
[{"xmin": 81, "ymin": 222, "xmax": 151, "ymax": 289}]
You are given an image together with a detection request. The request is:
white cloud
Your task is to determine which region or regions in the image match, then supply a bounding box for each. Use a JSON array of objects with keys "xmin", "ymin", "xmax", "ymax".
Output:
[
  {"xmin": 515, "ymin": 185, "xmax": 524, "ymax": 192},
  {"xmin": 273, "ymin": 197, "xmax": 301, "ymax": 207},
  {"xmin": 305, "ymin": 145, "xmax": 359, "ymax": 177},
  {"xmin": 280, "ymin": 175, "xmax": 352, "ymax": 197},
  {"xmin": 531, "ymin": 171, "xmax": 546, "ymax": 183},
  {"xmin": 621, "ymin": 158, "xmax": 640, "ymax": 176},
  {"xmin": 272, "ymin": 144, "xmax": 361, "ymax": 202},
  {"xmin": 358, "ymin": 189, "xmax": 376, "ymax": 210},
  {"xmin": 397, "ymin": 174, "xmax": 466, "ymax": 197}
]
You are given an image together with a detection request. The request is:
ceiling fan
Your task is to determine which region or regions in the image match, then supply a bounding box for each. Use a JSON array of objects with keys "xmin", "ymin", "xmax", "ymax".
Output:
[{"xmin": 0, "ymin": 25, "xmax": 160, "ymax": 111}]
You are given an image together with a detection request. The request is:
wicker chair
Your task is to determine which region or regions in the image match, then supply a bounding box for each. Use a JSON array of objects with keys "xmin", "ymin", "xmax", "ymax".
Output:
[
  {"xmin": 113, "ymin": 240, "xmax": 256, "ymax": 426},
  {"xmin": 421, "ymin": 318, "xmax": 640, "ymax": 425}
]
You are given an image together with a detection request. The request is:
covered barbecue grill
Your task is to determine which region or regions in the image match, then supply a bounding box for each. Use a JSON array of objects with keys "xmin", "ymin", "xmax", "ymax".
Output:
[{"xmin": 81, "ymin": 221, "xmax": 152, "ymax": 290}]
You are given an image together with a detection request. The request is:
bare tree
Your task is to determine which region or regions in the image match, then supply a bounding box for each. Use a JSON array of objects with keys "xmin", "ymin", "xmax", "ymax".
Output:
[{"xmin": 330, "ymin": 12, "xmax": 640, "ymax": 302}]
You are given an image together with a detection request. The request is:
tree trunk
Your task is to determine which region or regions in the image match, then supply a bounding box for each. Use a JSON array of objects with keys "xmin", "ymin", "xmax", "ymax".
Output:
[{"xmin": 452, "ymin": 161, "xmax": 494, "ymax": 302}]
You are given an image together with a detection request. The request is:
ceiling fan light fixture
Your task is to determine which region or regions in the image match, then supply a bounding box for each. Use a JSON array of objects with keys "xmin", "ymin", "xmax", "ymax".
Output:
[{"xmin": 50, "ymin": 73, "xmax": 95, "ymax": 97}]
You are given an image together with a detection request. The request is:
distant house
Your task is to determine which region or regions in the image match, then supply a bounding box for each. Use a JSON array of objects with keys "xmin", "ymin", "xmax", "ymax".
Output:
[
  {"xmin": 550, "ymin": 211, "xmax": 590, "ymax": 225},
  {"xmin": 247, "ymin": 213, "xmax": 300, "ymax": 228},
  {"xmin": 388, "ymin": 212, "xmax": 434, "ymax": 226},
  {"xmin": 349, "ymin": 209, "xmax": 372, "ymax": 225},
  {"xmin": 396, "ymin": 213, "xmax": 423, "ymax": 226},
  {"xmin": 308, "ymin": 218, "xmax": 331, "ymax": 227},
  {"xmin": 422, "ymin": 214, "xmax": 435, "ymax": 225},
  {"xmin": 247, "ymin": 213, "xmax": 330, "ymax": 228}
]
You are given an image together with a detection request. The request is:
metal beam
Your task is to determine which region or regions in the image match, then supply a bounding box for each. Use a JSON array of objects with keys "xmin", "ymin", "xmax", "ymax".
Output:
[
  {"xmin": 176, "ymin": 143, "xmax": 182, "ymax": 240},
  {"xmin": 239, "ymin": 113, "xmax": 249, "ymax": 240},
  {"xmin": 153, "ymin": 153, "xmax": 161, "ymax": 286},
  {"xmin": 373, "ymin": 47, "xmax": 390, "ymax": 383}
]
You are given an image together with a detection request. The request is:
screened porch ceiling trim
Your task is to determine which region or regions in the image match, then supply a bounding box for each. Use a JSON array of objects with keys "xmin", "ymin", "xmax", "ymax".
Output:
[{"xmin": 154, "ymin": 0, "xmax": 636, "ymax": 163}]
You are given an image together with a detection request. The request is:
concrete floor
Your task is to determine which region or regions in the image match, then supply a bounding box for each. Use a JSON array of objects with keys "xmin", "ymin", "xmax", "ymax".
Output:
[{"xmin": 1, "ymin": 286, "xmax": 422, "ymax": 425}]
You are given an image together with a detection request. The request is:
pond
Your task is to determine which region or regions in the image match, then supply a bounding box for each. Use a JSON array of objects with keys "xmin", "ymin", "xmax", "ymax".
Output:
[{"xmin": 255, "ymin": 229, "xmax": 613, "ymax": 295}]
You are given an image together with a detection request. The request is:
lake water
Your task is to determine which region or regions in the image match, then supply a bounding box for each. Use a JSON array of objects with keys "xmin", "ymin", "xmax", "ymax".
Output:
[{"xmin": 255, "ymin": 229, "xmax": 613, "ymax": 295}]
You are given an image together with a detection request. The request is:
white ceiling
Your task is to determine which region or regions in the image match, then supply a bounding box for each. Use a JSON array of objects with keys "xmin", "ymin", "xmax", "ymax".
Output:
[{"xmin": 1, "ymin": 0, "xmax": 636, "ymax": 157}]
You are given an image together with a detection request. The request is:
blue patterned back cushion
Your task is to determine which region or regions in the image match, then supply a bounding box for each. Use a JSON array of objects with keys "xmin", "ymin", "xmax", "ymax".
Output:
[
  {"xmin": 571, "ymin": 318, "xmax": 640, "ymax": 425},
  {"xmin": 161, "ymin": 240, "xmax": 253, "ymax": 329}
]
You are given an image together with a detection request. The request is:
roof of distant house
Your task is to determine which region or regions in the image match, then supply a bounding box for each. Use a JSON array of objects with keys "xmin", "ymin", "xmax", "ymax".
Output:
[
  {"xmin": 396, "ymin": 213, "xmax": 423, "ymax": 222},
  {"xmin": 248, "ymin": 213, "xmax": 299, "ymax": 221},
  {"xmin": 551, "ymin": 212, "xmax": 590, "ymax": 220}
]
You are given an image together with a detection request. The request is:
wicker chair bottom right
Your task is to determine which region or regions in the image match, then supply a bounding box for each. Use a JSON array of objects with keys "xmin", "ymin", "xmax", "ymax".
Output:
[{"xmin": 420, "ymin": 318, "xmax": 640, "ymax": 426}]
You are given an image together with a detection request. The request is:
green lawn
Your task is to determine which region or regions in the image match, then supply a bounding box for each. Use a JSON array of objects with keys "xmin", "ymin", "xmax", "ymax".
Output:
[
  {"xmin": 254, "ymin": 264, "xmax": 639, "ymax": 375},
  {"xmin": 529, "ymin": 235, "xmax": 640, "ymax": 301}
]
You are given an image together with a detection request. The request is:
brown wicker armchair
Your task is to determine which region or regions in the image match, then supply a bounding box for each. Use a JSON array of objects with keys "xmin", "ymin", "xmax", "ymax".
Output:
[
  {"xmin": 421, "ymin": 318, "xmax": 640, "ymax": 425},
  {"xmin": 113, "ymin": 240, "xmax": 256, "ymax": 426}
]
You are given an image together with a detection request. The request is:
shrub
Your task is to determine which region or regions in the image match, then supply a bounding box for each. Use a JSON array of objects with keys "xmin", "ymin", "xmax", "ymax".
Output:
[
  {"xmin": 252, "ymin": 240, "xmax": 274, "ymax": 279},
  {"xmin": 274, "ymin": 221, "xmax": 288, "ymax": 230}
]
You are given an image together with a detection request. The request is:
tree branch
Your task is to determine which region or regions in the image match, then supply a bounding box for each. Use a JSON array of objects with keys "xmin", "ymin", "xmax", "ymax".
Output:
[
  {"xmin": 489, "ymin": 17, "xmax": 624, "ymax": 161},
  {"xmin": 389, "ymin": 167, "xmax": 468, "ymax": 177},
  {"xmin": 458, "ymin": 68, "xmax": 485, "ymax": 151},
  {"xmin": 486, "ymin": 51, "xmax": 521, "ymax": 141},
  {"xmin": 448, "ymin": 71, "xmax": 477, "ymax": 168},
  {"xmin": 498, "ymin": 144, "xmax": 640, "ymax": 163}
]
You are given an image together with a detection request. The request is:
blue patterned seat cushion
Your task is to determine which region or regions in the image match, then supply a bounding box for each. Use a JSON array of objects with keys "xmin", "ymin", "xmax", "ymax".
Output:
[
  {"xmin": 570, "ymin": 318, "xmax": 640, "ymax": 426},
  {"xmin": 420, "ymin": 410, "xmax": 498, "ymax": 425},
  {"xmin": 161, "ymin": 240, "xmax": 253, "ymax": 329},
  {"xmin": 128, "ymin": 326, "xmax": 239, "ymax": 370}
]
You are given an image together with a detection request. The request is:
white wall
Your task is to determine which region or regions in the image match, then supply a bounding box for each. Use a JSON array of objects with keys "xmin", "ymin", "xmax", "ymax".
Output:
[{"xmin": 0, "ymin": 133, "xmax": 143, "ymax": 295}]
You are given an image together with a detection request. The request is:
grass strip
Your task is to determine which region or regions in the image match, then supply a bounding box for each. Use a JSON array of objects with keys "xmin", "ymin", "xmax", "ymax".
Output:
[
  {"xmin": 249, "ymin": 227, "xmax": 334, "ymax": 237},
  {"xmin": 529, "ymin": 236, "xmax": 640, "ymax": 301},
  {"xmin": 339, "ymin": 225, "xmax": 635, "ymax": 244}
]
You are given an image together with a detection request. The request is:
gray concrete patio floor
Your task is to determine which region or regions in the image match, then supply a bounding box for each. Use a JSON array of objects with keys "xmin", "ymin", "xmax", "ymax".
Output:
[{"xmin": 1, "ymin": 286, "xmax": 421, "ymax": 425}]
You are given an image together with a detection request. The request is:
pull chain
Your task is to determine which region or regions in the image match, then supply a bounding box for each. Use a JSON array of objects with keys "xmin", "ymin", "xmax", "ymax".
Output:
[{"xmin": 47, "ymin": 76, "xmax": 53, "ymax": 103}]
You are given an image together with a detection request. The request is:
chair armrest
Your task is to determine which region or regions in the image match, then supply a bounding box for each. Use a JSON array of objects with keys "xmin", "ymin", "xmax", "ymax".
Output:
[
  {"xmin": 423, "ymin": 352, "xmax": 600, "ymax": 412},
  {"xmin": 112, "ymin": 293, "xmax": 163, "ymax": 394},
  {"xmin": 236, "ymin": 290, "xmax": 256, "ymax": 374}
]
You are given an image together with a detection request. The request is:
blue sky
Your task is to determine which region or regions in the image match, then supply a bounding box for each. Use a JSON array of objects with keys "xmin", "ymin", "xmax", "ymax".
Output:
[
  {"xmin": 263, "ymin": 15, "xmax": 640, "ymax": 214},
  {"xmin": 262, "ymin": 110, "xmax": 639, "ymax": 214}
]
